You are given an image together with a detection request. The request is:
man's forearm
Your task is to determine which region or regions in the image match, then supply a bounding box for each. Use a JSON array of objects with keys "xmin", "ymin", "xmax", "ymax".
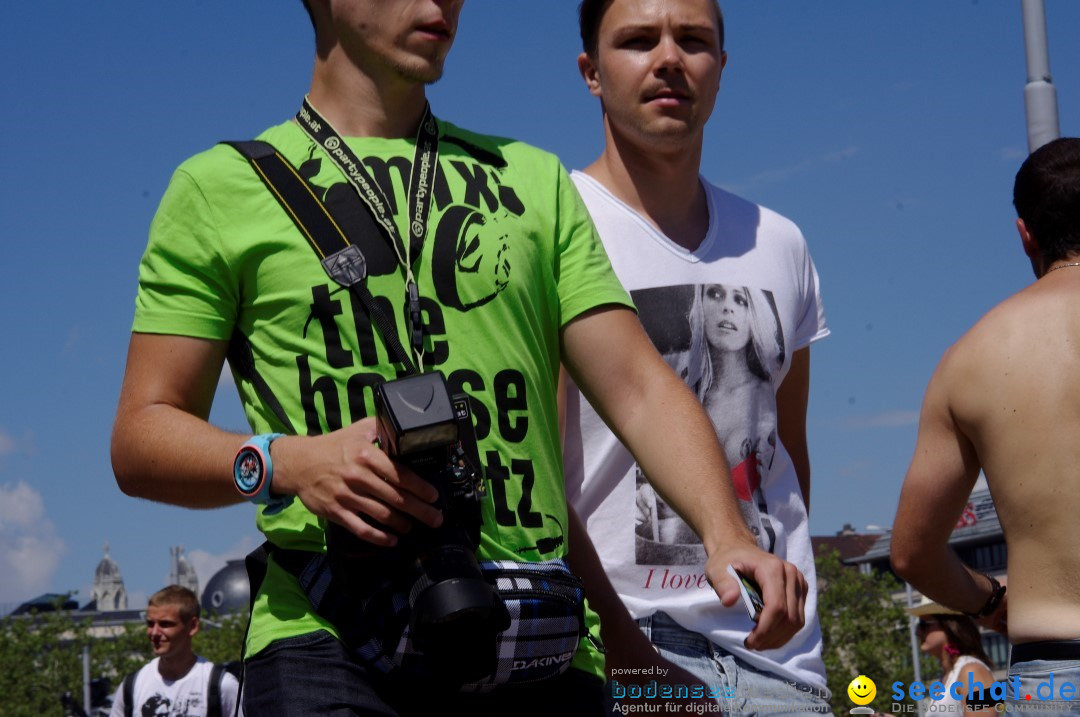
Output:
[
  {"xmin": 563, "ymin": 308, "xmax": 807, "ymax": 649},
  {"xmin": 562, "ymin": 309, "xmax": 754, "ymax": 554},
  {"xmin": 112, "ymin": 402, "xmax": 248, "ymax": 508},
  {"xmin": 112, "ymin": 333, "xmax": 246, "ymax": 508},
  {"xmin": 893, "ymin": 543, "xmax": 992, "ymax": 615},
  {"xmin": 618, "ymin": 370, "xmax": 755, "ymax": 554},
  {"xmin": 777, "ymin": 347, "xmax": 811, "ymax": 513},
  {"xmin": 566, "ymin": 507, "xmax": 650, "ymax": 666}
]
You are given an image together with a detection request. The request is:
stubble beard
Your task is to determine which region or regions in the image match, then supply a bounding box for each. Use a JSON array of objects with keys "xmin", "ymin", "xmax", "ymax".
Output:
[
  {"xmin": 604, "ymin": 94, "xmax": 702, "ymax": 150},
  {"xmin": 617, "ymin": 113, "xmax": 698, "ymax": 158},
  {"xmin": 388, "ymin": 49, "xmax": 448, "ymax": 85}
]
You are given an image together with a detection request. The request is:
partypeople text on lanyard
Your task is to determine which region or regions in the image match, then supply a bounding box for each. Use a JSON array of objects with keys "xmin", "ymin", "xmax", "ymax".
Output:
[{"xmin": 295, "ymin": 96, "xmax": 439, "ymax": 370}]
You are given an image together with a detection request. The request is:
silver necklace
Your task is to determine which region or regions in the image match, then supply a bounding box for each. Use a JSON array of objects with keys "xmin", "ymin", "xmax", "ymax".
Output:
[{"xmin": 1045, "ymin": 261, "xmax": 1080, "ymax": 275}]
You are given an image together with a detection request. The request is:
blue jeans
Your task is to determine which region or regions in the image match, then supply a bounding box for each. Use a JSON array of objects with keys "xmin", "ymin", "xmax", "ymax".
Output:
[
  {"xmin": 242, "ymin": 629, "xmax": 605, "ymax": 716},
  {"xmin": 628, "ymin": 611, "xmax": 833, "ymax": 716},
  {"xmin": 1006, "ymin": 657, "xmax": 1080, "ymax": 715}
]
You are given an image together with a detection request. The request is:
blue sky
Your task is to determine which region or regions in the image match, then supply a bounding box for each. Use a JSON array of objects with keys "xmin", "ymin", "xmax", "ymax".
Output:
[{"xmin": 1, "ymin": 1, "xmax": 1077, "ymax": 610}]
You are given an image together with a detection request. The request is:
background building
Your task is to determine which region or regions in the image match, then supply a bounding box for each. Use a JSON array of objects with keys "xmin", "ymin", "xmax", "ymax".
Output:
[
  {"xmin": 169, "ymin": 546, "xmax": 200, "ymax": 597},
  {"xmin": 9, "ymin": 545, "xmax": 248, "ymax": 623},
  {"xmin": 812, "ymin": 477, "xmax": 1009, "ymax": 674}
]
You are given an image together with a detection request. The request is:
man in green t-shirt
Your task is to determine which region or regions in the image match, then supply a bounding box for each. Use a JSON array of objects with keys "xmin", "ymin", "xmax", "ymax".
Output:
[{"xmin": 111, "ymin": 1, "xmax": 806, "ymax": 713}]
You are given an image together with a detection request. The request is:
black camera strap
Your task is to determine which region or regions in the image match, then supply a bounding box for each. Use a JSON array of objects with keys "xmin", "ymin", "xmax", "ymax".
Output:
[
  {"xmin": 223, "ymin": 139, "xmax": 419, "ymax": 379},
  {"xmin": 295, "ymin": 97, "xmax": 440, "ymax": 369},
  {"xmin": 225, "ymin": 324, "xmax": 297, "ymax": 435}
]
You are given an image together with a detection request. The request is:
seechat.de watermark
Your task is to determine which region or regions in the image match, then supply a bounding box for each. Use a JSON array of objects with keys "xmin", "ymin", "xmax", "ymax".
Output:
[{"xmin": 887, "ymin": 675, "xmax": 1078, "ymax": 713}]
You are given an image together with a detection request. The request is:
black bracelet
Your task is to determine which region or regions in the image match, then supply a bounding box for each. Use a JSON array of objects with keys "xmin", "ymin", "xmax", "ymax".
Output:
[{"xmin": 964, "ymin": 573, "xmax": 1005, "ymax": 619}]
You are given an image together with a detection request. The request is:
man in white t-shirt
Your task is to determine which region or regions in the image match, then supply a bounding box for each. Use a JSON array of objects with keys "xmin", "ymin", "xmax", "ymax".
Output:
[
  {"xmin": 563, "ymin": 0, "xmax": 831, "ymax": 712},
  {"xmin": 109, "ymin": 586, "xmax": 238, "ymax": 717}
]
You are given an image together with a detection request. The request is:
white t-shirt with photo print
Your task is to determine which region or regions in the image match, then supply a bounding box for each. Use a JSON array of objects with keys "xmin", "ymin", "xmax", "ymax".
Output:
[{"xmin": 563, "ymin": 171, "xmax": 829, "ymax": 690}]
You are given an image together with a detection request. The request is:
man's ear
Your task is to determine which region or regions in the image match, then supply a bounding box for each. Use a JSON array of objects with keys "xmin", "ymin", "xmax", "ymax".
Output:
[
  {"xmin": 188, "ymin": 615, "xmax": 201, "ymax": 638},
  {"xmin": 1018, "ymin": 218, "xmax": 1038, "ymax": 260},
  {"xmin": 578, "ymin": 52, "xmax": 602, "ymax": 97},
  {"xmin": 1018, "ymin": 218, "xmax": 1044, "ymax": 278}
]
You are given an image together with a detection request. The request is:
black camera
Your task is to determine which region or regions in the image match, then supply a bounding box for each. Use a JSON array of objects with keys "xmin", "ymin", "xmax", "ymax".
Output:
[{"xmin": 326, "ymin": 372, "xmax": 509, "ymax": 682}]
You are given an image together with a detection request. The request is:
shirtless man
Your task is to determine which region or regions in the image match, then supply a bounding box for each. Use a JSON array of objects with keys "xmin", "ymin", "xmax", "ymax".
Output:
[{"xmin": 891, "ymin": 137, "xmax": 1080, "ymax": 713}]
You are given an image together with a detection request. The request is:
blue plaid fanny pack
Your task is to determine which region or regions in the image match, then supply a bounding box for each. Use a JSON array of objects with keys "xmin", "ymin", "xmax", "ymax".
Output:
[
  {"xmin": 459, "ymin": 559, "xmax": 588, "ymax": 689},
  {"xmin": 276, "ymin": 549, "xmax": 589, "ymax": 690}
]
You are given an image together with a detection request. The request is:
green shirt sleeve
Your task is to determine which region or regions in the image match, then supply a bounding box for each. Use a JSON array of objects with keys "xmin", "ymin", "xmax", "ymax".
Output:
[
  {"xmin": 133, "ymin": 166, "xmax": 239, "ymax": 340},
  {"xmin": 552, "ymin": 163, "xmax": 635, "ymax": 326}
]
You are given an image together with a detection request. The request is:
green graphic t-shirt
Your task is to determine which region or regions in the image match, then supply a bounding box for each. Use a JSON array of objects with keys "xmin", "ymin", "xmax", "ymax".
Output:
[{"xmin": 133, "ymin": 119, "xmax": 633, "ymax": 679}]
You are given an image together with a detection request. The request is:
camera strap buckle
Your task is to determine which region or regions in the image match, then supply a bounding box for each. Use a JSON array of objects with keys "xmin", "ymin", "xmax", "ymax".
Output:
[{"xmin": 322, "ymin": 245, "xmax": 367, "ymax": 288}]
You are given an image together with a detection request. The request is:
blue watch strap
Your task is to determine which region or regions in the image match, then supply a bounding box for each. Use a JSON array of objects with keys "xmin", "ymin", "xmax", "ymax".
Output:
[{"xmin": 233, "ymin": 433, "xmax": 290, "ymax": 512}]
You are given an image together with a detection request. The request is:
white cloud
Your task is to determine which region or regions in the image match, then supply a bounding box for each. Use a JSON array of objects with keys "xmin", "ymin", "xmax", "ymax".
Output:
[
  {"xmin": 0, "ymin": 429, "xmax": 36, "ymax": 465},
  {"xmin": 822, "ymin": 146, "xmax": 861, "ymax": 163},
  {"xmin": 182, "ymin": 535, "xmax": 259, "ymax": 600},
  {"xmin": 0, "ymin": 481, "xmax": 66, "ymax": 603},
  {"xmin": 1000, "ymin": 146, "xmax": 1026, "ymax": 162},
  {"xmin": 737, "ymin": 157, "xmax": 815, "ymax": 188},
  {"xmin": 0, "ymin": 431, "xmax": 15, "ymax": 459},
  {"xmin": 62, "ymin": 327, "xmax": 84, "ymax": 354},
  {"xmin": 729, "ymin": 146, "xmax": 862, "ymax": 192}
]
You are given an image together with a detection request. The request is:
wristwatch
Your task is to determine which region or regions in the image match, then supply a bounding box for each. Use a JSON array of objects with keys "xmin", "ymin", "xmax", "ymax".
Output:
[{"xmin": 233, "ymin": 433, "xmax": 291, "ymax": 513}]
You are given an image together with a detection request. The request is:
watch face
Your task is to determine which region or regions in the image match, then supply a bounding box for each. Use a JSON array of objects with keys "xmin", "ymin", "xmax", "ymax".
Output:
[{"xmin": 234, "ymin": 448, "xmax": 265, "ymax": 496}]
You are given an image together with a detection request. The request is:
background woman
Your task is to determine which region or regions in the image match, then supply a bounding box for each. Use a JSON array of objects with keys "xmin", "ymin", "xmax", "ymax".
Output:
[{"xmin": 913, "ymin": 604, "xmax": 997, "ymax": 715}]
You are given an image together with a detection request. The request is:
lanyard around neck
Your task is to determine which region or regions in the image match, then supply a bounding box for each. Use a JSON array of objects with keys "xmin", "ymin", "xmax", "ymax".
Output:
[{"xmin": 295, "ymin": 96, "xmax": 440, "ymax": 369}]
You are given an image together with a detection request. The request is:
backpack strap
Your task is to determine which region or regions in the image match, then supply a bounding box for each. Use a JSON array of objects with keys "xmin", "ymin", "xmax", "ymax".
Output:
[
  {"xmin": 122, "ymin": 670, "xmax": 136, "ymax": 717},
  {"xmin": 207, "ymin": 662, "xmax": 225, "ymax": 717}
]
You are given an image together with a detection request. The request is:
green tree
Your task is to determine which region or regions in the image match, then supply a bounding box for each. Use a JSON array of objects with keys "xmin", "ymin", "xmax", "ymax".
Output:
[
  {"xmin": 816, "ymin": 548, "xmax": 935, "ymax": 715},
  {"xmin": 86, "ymin": 619, "xmax": 155, "ymax": 687},
  {"xmin": 0, "ymin": 610, "xmax": 69, "ymax": 716},
  {"xmin": 194, "ymin": 611, "xmax": 249, "ymax": 666},
  {"xmin": 0, "ymin": 610, "xmax": 93, "ymax": 716}
]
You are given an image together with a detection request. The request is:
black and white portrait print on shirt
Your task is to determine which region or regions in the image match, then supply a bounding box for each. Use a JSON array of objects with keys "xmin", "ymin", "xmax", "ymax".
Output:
[
  {"xmin": 140, "ymin": 691, "xmax": 203, "ymax": 716},
  {"xmin": 141, "ymin": 693, "xmax": 171, "ymax": 717},
  {"xmin": 632, "ymin": 283, "xmax": 785, "ymax": 565}
]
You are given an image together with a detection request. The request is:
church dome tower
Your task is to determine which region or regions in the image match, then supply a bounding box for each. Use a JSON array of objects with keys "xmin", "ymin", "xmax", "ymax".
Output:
[
  {"xmin": 90, "ymin": 543, "xmax": 127, "ymax": 611},
  {"xmin": 170, "ymin": 546, "xmax": 199, "ymax": 596}
]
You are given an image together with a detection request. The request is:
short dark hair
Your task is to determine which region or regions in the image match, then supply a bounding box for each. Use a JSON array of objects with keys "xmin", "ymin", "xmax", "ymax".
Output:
[
  {"xmin": 148, "ymin": 585, "xmax": 200, "ymax": 622},
  {"xmin": 1013, "ymin": 137, "xmax": 1080, "ymax": 265},
  {"xmin": 578, "ymin": 0, "xmax": 724, "ymax": 57}
]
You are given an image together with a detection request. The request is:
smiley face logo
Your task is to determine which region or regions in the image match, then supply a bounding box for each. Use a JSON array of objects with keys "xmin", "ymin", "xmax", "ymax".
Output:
[{"xmin": 847, "ymin": 675, "xmax": 876, "ymax": 706}]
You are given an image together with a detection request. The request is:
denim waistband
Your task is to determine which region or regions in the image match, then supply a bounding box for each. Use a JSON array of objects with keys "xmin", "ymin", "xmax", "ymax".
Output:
[
  {"xmin": 1012, "ymin": 639, "xmax": 1080, "ymax": 665},
  {"xmin": 636, "ymin": 611, "xmax": 713, "ymax": 653}
]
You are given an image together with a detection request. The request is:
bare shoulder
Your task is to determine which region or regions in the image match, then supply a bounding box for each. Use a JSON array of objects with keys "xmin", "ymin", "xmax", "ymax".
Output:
[
  {"xmin": 934, "ymin": 279, "xmax": 1078, "ymax": 433},
  {"xmin": 912, "ymin": 286, "xmax": 1036, "ymax": 429},
  {"xmin": 936, "ymin": 283, "xmax": 1045, "ymax": 376}
]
